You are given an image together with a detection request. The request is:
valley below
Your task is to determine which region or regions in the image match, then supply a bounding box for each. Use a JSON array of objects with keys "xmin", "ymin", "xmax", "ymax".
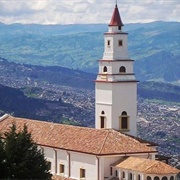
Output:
[{"xmin": 0, "ymin": 70, "xmax": 179, "ymax": 167}]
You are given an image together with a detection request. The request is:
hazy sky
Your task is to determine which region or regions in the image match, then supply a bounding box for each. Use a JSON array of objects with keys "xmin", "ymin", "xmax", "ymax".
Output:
[{"xmin": 0, "ymin": 0, "xmax": 180, "ymax": 24}]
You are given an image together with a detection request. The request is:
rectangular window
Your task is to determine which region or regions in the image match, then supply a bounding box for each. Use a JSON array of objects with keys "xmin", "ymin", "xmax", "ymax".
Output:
[
  {"xmin": 100, "ymin": 116, "xmax": 105, "ymax": 128},
  {"xmin": 80, "ymin": 168, "xmax": 85, "ymax": 178},
  {"xmin": 118, "ymin": 26, "xmax": 122, "ymax": 30},
  {"xmin": 119, "ymin": 40, "xmax": 123, "ymax": 46},
  {"xmin": 123, "ymin": 171, "xmax": 125, "ymax": 178},
  {"xmin": 60, "ymin": 164, "xmax": 65, "ymax": 174},
  {"xmin": 119, "ymin": 116, "xmax": 129, "ymax": 131},
  {"xmin": 107, "ymin": 40, "xmax": 110, "ymax": 46},
  {"xmin": 110, "ymin": 167, "xmax": 113, "ymax": 175},
  {"xmin": 121, "ymin": 117, "xmax": 128, "ymax": 129}
]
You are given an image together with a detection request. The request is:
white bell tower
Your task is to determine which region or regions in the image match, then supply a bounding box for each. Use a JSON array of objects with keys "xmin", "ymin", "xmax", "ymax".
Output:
[{"xmin": 95, "ymin": 4, "xmax": 138, "ymax": 136}]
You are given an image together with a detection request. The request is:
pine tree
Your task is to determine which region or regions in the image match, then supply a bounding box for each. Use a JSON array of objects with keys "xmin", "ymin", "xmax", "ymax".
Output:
[
  {"xmin": 0, "ymin": 124, "xmax": 52, "ymax": 179},
  {"xmin": 0, "ymin": 135, "xmax": 6, "ymax": 177}
]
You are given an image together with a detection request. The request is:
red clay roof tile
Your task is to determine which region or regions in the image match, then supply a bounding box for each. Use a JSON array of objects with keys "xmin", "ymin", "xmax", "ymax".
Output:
[
  {"xmin": 115, "ymin": 157, "xmax": 179, "ymax": 174},
  {"xmin": 109, "ymin": 5, "xmax": 124, "ymax": 27},
  {"xmin": 0, "ymin": 115, "xmax": 157, "ymax": 155}
]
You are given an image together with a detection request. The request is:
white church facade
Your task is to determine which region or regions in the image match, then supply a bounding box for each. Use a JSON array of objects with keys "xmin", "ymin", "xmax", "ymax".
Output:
[{"xmin": 0, "ymin": 3, "xmax": 179, "ymax": 180}]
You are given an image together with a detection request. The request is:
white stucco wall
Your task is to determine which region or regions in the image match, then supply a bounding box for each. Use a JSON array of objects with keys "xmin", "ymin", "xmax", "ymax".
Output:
[
  {"xmin": 103, "ymin": 156, "xmax": 123, "ymax": 178},
  {"xmin": 70, "ymin": 152, "xmax": 98, "ymax": 180},
  {"xmin": 43, "ymin": 146, "xmax": 56, "ymax": 174},
  {"xmin": 42, "ymin": 147, "xmax": 99, "ymax": 179},
  {"xmin": 56, "ymin": 149, "xmax": 69, "ymax": 177},
  {"xmin": 95, "ymin": 81, "xmax": 137, "ymax": 136},
  {"xmin": 98, "ymin": 60, "xmax": 134, "ymax": 75},
  {"xmin": 103, "ymin": 33, "xmax": 129, "ymax": 60},
  {"xmin": 112, "ymin": 82, "xmax": 137, "ymax": 136}
]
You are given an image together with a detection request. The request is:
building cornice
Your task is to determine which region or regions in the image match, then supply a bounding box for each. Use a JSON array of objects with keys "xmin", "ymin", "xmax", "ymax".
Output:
[
  {"xmin": 98, "ymin": 59, "xmax": 134, "ymax": 62},
  {"xmin": 98, "ymin": 73, "xmax": 135, "ymax": 76},
  {"xmin": 95, "ymin": 80, "xmax": 139, "ymax": 83},
  {"xmin": 104, "ymin": 32, "xmax": 128, "ymax": 35},
  {"xmin": 39, "ymin": 144, "xmax": 157, "ymax": 156}
]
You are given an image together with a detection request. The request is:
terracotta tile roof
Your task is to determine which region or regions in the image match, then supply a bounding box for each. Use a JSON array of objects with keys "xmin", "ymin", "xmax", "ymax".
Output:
[
  {"xmin": 52, "ymin": 175, "xmax": 75, "ymax": 180},
  {"xmin": 125, "ymin": 134, "xmax": 159, "ymax": 146},
  {"xmin": 0, "ymin": 115, "xmax": 157, "ymax": 155},
  {"xmin": 114, "ymin": 157, "xmax": 180, "ymax": 174},
  {"xmin": 109, "ymin": 4, "xmax": 124, "ymax": 27}
]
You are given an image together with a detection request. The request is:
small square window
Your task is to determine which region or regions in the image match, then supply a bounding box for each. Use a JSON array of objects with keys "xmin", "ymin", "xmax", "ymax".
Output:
[
  {"xmin": 119, "ymin": 40, "xmax": 123, "ymax": 46},
  {"xmin": 60, "ymin": 164, "xmax": 65, "ymax": 174},
  {"xmin": 80, "ymin": 168, "xmax": 85, "ymax": 178}
]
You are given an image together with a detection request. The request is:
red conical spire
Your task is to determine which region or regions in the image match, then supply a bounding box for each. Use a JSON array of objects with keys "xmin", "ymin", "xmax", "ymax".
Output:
[{"xmin": 109, "ymin": 4, "xmax": 124, "ymax": 27}]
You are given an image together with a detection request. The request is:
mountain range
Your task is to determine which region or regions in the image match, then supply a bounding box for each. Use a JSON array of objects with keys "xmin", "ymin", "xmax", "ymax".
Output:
[
  {"xmin": 0, "ymin": 21, "xmax": 179, "ymax": 84},
  {"xmin": 1, "ymin": 57, "xmax": 180, "ymax": 103}
]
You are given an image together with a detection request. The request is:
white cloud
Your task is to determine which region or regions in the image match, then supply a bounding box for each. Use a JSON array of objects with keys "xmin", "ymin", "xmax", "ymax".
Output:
[{"xmin": 0, "ymin": 0, "xmax": 179, "ymax": 24}]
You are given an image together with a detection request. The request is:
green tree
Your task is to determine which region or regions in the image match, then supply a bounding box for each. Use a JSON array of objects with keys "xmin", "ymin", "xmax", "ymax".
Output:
[
  {"xmin": 0, "ymin": 124, "xmax": 52, "ymax": 179},
  {"xmin": 0, "ymin": 134, "xmax": 6, "ymax": 177}
]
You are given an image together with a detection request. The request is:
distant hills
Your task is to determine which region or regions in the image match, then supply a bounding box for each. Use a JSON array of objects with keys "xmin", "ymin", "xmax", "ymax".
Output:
[
  {"xmin": 0, "ymin": 57, "xmax": 95, "ymax": 90},
  {"xmin": 1, "ymin": 57, "xmax": 180, "ymax": 103},
  {"xmin": 0, "ymin": 83, "xmax": 87, "ymax": 126},
  {"xmin": 0, "ymin": 21, "xmax": 179, "ymax": 84}
]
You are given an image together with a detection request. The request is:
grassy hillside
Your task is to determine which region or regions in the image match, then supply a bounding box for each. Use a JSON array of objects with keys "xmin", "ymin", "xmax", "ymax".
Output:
[
  {"xmin": 0, "ymin": 57, "xmax": 95, "ymax": 90},
  {"xmin": 0, "ymin": 21, "xmax": 179, "ymax": 84}
]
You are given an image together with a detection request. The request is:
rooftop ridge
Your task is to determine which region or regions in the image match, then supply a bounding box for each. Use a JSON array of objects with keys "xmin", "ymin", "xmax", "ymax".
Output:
[
  {"xmin": 99, "ymin": 130, "xmax": 110, "ymax": 154},
  {"xmin": 0, "ymin": 114, "xmax": 9, "ymax": 121}
]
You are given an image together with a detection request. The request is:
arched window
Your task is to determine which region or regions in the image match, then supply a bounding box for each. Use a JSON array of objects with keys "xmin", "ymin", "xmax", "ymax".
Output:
[
  {"xmin": 100, "ymin": 111, "xmax": 105, "ymax": 129},
  {"xmin": 103, "ymin": 66, "xmax": 107, "ymax": 73},
  {"xmin": 170, "ymin": 176, "xmax": 174, "ymax": 180},
  {"xmin": 154, "ymin": 177, "xmax": 160, "ymax": 180},
  {"xmin": 119, "ymin": 66, "xmax": 126, "ymax": 73},
  {"xmin": 122, "ymin": 111, "xmax": 127, "ymax": 115},
  {"xmin": 147, "ymin": 176, "xmax": 152, "ymax": 180},
  {"xmin": 115, "ymin": 170, "xmax": 118, "ymax": 177},
  {"xmin": 130, "ymin": 173, "xmax": 133, "ymax": 180},
  {"xmin": 162, "ymin": 177, "xmax": 168, "ymax": 180},
  {"xmin": 138, "ymin": 174, "xmax": 141, "ymax": 180},
  {"xmin": 123, "ymin": 172, "xmax": 125, "ymax": 178},
  {"xmin": 120, "ymin": 111, "xmax": 129, "ymax": 130}
]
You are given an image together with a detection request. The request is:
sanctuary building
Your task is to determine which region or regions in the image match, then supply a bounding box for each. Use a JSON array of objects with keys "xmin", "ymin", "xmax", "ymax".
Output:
[{"xmin": 0, "ymin": 3, "xmax": 179, "ymax": 180}]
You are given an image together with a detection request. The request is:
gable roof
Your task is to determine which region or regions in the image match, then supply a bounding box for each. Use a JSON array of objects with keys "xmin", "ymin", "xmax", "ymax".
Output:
[
  {"xmin": 109, "ymin": 4, "xmax": 124, "ymax": 27},
  {"xmin": 0, "ymin": 115, "xmax": 157, "ymax": 156},
  {"xmin": 114, "ymin": 157, "xmax": 179, "ymax": 174}
]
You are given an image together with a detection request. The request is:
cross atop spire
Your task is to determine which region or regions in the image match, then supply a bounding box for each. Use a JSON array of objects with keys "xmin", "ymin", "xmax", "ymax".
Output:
[{"xmin": 109, "ymin": 2, "xmax": 124, "ymax": 27}]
